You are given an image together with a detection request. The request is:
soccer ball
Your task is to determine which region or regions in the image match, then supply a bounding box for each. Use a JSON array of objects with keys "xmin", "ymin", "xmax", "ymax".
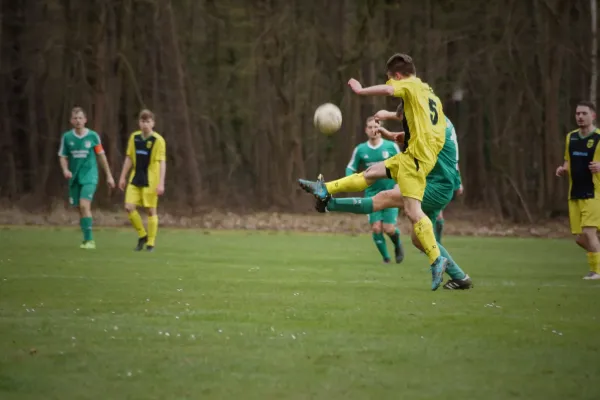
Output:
[{"xmin": 314, "ymin": 103, "xmax": 342, "ymax": 135}]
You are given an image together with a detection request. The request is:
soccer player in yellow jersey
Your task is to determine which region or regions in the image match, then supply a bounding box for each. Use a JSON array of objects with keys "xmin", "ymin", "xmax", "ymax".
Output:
[
  {"xmin": 299, "ymin": 54, "xmax": 449, "ymax": 290},
  {"xmin": 118, "ymin": 109, "xmax": 167, "ymax": 252},
  {"xmin": 556, "ymin": 101, "xmax": 600, "ymax": 280}
]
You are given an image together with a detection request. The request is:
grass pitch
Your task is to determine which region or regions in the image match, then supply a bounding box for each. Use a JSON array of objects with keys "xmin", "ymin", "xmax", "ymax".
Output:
[{"xmin": 0, "ymin": 227, "xmax": 598, "ymax": 400}]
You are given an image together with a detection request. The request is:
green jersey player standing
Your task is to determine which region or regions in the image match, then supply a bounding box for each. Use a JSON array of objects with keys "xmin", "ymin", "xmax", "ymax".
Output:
[
  {"xmin": 58, "ymin": 107, "xmax": 115, "ymax": 249},
  {"xmin": 346, "ymin": 116, "xmax": 404, "ymax": 264}
]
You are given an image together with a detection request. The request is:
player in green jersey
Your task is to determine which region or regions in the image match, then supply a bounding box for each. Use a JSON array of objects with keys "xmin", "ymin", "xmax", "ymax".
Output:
[
  {"xmin": 58, "ymin": 107, "xmax": 115, "ymax": 249},
  {"xmin": 346, "ymin": 116, "xmax": 404, "ymax": 264}
]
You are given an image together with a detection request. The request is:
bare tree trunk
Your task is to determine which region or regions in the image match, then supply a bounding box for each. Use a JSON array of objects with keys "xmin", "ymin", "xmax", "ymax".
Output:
[{"xmin": 158, "ymin": 0, "xmax": 202, "ymax": 205}]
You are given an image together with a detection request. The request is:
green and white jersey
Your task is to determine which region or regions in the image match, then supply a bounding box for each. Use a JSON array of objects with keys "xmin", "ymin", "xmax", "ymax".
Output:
[
  {"xmin": 58, "ymin": 129, "xmax": 103, "ymax": 185},
  {"xmin": 346, "ymin": 139, "xmax": 401, "ymax": 196},
  {"xmin": 426, "ymin": 117, "xmax": 461, "ymax": 192}
]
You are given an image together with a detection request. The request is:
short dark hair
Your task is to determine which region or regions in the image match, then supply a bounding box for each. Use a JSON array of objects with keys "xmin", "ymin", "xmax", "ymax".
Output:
[
  {"xmin": 386, "ymin": 53, "xmax": 416, "ymax": 76},
  {"xmin": 139, "ymin": 109, "xmax": 155, "ymax": 121},
  {"xmin": 577, "ymin": 101, "xmax": 596, "ymax": 113},
  {"xmin": 366, "ymin": 116, "xmax": 377, "ymax": 126},
  {"xmin": 71, "ymin": 106, "xmax": 86, "ymax": 116}
]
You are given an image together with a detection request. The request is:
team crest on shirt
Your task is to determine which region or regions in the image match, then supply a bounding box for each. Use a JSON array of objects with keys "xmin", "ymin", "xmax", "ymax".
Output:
[
  {"xmin": 382, "ymin": 151, "xmax": 389, "ymax": 158},
  {"xmin": 146, "ymin": 141, "xmax": 153, "ymax": 149},
  {"xmin": 587, "ymin": 139, "xmax": 595, "ymax": 148},
  {"xmin": 84, "ymin": 141, "xmax": 91, "ymax": 148}
]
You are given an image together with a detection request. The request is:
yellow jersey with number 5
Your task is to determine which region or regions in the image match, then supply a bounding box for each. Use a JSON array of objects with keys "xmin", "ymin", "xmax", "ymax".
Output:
[{"xmin": 386, "ymin": 76, "xmax": 446, "ymax": 163}]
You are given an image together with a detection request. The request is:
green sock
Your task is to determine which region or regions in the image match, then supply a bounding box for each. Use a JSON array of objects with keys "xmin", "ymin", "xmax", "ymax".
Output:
[
  {"xmin": 80, "ymin": 217, "xmax": 93, "ymax": 242},
  {"xmin": 327, "ymin": 197, "xmax": 374, "ymax": 214},
  {"xmin": 435, "ymin": 219, "xmax": 445, "ymax": 244},
  {"xmin": 372, "ymin": 233, "xmax": 390, "ymax": 260},
  {"xmin": 438, "ymin": 242, "xmax": 466, "ymax": 280},
  {"xmin": 387, "ymin": 228, "xmax": 401, "ymax": 248}
]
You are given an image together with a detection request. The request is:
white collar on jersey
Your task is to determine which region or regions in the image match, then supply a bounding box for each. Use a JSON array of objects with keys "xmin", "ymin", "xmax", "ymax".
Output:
[
  {"xmin": 366, "ymin": 138, "xmax": 384, "ymax": 149},
  {"xmin": 72, "ymin": 128, "xmax": 89, "ymax": 139}
]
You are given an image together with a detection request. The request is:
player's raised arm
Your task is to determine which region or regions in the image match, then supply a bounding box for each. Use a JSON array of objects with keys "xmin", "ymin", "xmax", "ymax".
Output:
[
  {"xmin": 377, "ymin": 126, "xmax": 404, "ymax": 145},
  {"xmin": 348, "ymin": 78, "xmax": 394, "ymax": 96},
  {"xmin": 374, "ymin": 110, "xmax": 401, "ymax": 121}
]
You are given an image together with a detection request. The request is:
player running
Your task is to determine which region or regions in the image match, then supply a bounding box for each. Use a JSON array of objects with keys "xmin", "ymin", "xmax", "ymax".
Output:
[
  {"xmin": 118, "ymin": 109, "xmax": 167, "ymax": 252},
  {"xmin": 58, "ymin": 107, "xmax": 115, "ymax": 249},
  {"xmin": 299, "ymin": 53, "xmax": 449, "ymax": 290},
  {"xmin": 347, "ymin": 116, "xmax": 404, "ymax": 264},
  {"xmin": 556, "ymin": 101, "xmax": 600, "ymax": 280}
]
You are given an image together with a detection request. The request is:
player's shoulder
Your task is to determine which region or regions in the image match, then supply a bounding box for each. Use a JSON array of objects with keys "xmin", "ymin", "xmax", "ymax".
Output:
[
  {"xmin": 355, "ymin": 141, "xmax": 368, "ymax": 152},
  {"xmin": 88, "ymin": 129, "xmax": 102, "ymax": 140},
  {"xmin": 61, "ymin": 129, "xmax": 73, "ymax": 138},
  {"xmin": 127, "ymin": 130, "xmax": 143, "ymax": 142},
  {"xmin": 381, "ymin": 139, "xmax": 397, "ymax": 148},
  {"xmin": 152, "ymin": 131, "xmax": 166, "ymax": 142}
]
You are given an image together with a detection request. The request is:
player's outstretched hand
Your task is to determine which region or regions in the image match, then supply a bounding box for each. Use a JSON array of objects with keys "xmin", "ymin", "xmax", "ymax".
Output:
[
  {"xmin": 107, "ymin": 176, "xmax": 116, "ymax": 189},
  {"xmin": 348, "ymin": 78, "xmax": 362, "ymax": 94},
  {"xmin": 118, "ymin": 177, "xmax": 127, "ymax": 191},
  {"xmin": 555, "ymin": 165, "xmax": 566, "ymax": 177},
  {"xmin": 456, "ymin": 184, "xmax": 464, "ymax": 196},
  {"xmin": 589, "ymin": 162, "xmax": 600, "ymax": 174},
  {"xmin": 156, "ymin": 184, "xmax": 165, "ymax": 196},
  {"xmin": 63, "ymin": 170, "xmax": 72, "ymax": 179}
]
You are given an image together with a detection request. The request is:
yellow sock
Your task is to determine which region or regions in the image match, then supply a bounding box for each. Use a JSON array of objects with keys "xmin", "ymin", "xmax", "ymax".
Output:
[
  {"xmin": 587, "ymin": 252, "xmax": 600, "ymax": 273},
  {"xmin": 325, "ymin": 173, "xmax": 369, "ymax": 195},
  {"xmin": 414, "ymin": 216, "xmax": 441, "ymax": 264},
  {"xmin": 128, "ymin": 210, "xmax": 147, "ymax": 238},
  {"xmin": 147, "ymin": 215, "xmax": 158, "ymax": 246}
]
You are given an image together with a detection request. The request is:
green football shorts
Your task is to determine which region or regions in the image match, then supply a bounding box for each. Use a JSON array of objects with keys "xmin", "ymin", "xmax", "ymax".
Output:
[
  {"xmin": 422, "ymin": 183, "xmax": 454, "ymax": 223},
  {"xmin": 69, "ymin": 183, "xmax": 97, "ymax": 206},
  {"xmin": 368, "ymin": 208, "xmax": 399, "ymax": 225}
]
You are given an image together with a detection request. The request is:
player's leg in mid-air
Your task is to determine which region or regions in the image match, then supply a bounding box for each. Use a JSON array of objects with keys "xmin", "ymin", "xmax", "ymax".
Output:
[{"xmin": 303, "ymin": 156, "xmax": 448, "ymax": 290}]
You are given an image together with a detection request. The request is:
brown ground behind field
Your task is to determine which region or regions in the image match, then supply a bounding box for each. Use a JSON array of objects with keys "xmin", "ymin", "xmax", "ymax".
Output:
[{"xmin": 0, "ymin": 202, "xmax": 571, "ymax": 239}]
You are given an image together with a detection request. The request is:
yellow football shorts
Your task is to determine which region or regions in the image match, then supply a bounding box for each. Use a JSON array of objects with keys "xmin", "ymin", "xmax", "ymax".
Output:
[
  {"xmin": 568, "ymin": 198, "xmax": 600, "ymax": 234},
  {"xmin": 125, "ymin": 184, "xmax": 158, "ymax": 208},
  {"xmin": 384, "ymin": 152, "xmax": 436, "ymax": 201}
]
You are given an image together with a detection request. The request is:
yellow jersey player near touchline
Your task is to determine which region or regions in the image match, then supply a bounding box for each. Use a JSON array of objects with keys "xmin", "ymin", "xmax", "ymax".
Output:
[
  {"xmin": 58, "ymin": 107, "xmax": 116, "ymax": 249},
  {"xmin": 118, "ymin": 109, "xmax": 167, "ymax": 252},
  {"xmin": 299, "ymin": 53, "xmax": 451, "ymax": 291},
  {"xmin": 346, "ymin": 116, "xmax": 404, "ymax": 264},
  {"xmin": 556, "ymin": 100, "xmax": 600, "ymax": 280}
]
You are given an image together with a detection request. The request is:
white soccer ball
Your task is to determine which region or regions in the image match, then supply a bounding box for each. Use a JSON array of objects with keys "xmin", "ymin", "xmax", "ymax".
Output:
[{"xmin": 314, "ymin": 103, "xmax": 342, "ymax": 135}]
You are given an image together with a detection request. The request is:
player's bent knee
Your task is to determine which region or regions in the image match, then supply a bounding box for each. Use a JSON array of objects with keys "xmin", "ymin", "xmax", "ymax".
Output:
[
  {"xmin": 382, "ymin": 224, "xmax": 396, "ymax": 235},
  {"xmin": 125, "ymin": 203, "xmax": 137, "ymax": 213},
  {"xmin": 403, "ymin": 199, "xmax": 423, "ymax": 223},
  {"xmin": 147, "ymin": 208, "xmax": 158, "ymax": 216},
  {"xmin": 364, "ymin": 162, "xmax": 388, "ymax": 181}
]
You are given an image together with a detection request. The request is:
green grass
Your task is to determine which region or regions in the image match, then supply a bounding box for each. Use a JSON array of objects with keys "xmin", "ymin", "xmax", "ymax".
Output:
[{"xmin": 0, "ymin": 227, "xmax": 598, "ymax": 400}]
